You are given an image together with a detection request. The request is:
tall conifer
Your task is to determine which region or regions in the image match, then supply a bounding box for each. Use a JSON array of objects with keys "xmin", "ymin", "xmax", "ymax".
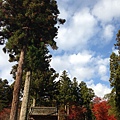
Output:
[
  {"xmin": 109, "ymin": 30, "xmax": 120, "ymax": 119},
  {"xmin": 0, "ymin": 0, "xmax": 65, "ymax": 119}
]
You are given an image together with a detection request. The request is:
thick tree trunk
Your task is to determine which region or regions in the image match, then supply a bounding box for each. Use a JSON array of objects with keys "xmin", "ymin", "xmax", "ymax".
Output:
[
  {"xmin": 10, "ymin": 47, "xmax": 25, "ymax": 120},
  {"xmin": 19, "ymin": 71, "xmax": 31, "ymax": 120}
]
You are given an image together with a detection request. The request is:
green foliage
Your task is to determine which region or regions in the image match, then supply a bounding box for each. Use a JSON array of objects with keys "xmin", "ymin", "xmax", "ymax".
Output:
[
  {"xmin": 115, "ymin": 30, "xmax": 120, "ymax": 54},
  {"xmin": 71, "ymin": 77, "xmax": 81, "ymax": 104},
  {"xmin": 109, "ymin": 30, "xmax": 120, "ymax": 119},
  {"xmin": 25, "ymin": 44, "xmax": 51, "ymax": 71},
  {"xmin": 79, "ymin": 81, "xmax": 94, "ymax": 106},
  {"xmin": 56, "ymin": 70, "xmax": 81, "ymax": 106},
  {"xmin": 79, "ymin": 81, "xmax": 95, "ymax": 120},
  {"xmin": 109, "ymin": 53, "xmax": 119, "ymax": 87},
  {"xmin": 0, "ymin": 0, "xmax": 65, "ymax": 60},
  {"xmin": 30, "ymin": 70, "xmax": 59, "ymax": 106},
  {"xmin": 0, "ymin": 1, "xmax": 65, "ymax": 119},
  {"xmin": 104, "ymin": 92, "xmax": 117, "ymax": 118},
  {"xmin": 55, "ymin": 70, "xmax": 95, "ymax": 120},
  {"xmin": 58, "ymin": 70, "xmax": 73, "ymax": 104},
  {"xmin": 0, "ymin": 78, "xmax": 13, "ymax": 111}
]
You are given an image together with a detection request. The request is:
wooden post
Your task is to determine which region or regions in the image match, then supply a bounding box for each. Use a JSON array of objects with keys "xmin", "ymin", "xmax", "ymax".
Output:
[
  {"xmin": 66, "ymin": 104, "xmax": 69, "ymax": 115},
  {"xmin": 32, "ymin": 98, "xmax": 36, "ymax": 107},
  {"xmin": 19, "ymin": 71, "xmax": 31, "ymax": 120}
]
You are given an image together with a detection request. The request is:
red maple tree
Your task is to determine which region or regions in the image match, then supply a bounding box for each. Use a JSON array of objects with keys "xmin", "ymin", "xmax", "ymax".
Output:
[
  {"xmin": 68, "ymin": 105, "xmax": 86, "ymax": 120},
  {"xmin": 0, "ymin": 108, "xmax": 11, "ymax": 120},
  {"xmin": 92, "ymin": 97, "xmax": 116, "ymax": 120}
]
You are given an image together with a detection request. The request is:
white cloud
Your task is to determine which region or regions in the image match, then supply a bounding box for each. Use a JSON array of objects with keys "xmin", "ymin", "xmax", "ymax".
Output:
[
  {"xmin": 112, "ymin": 48, "xmax": 118, "ymax": 55},
  {"xmin": 87, "ymin": 80, "xmax": 111, "ymax": 98},
  {"xmin": 57, "ymin": 7, "xmax": 97, "ymax": 52},
  {"xmin": 69, "ymin": 51, "xmax": 92, "ymax": 66},
  {"xmin": 50, "ymin": 51, "xmax": 110, "ymax": 83},
  {"xmin": 57, "ymin": 0, "xmax": 118, "ymax": 51},
  {"xmin": 103, "ymin": 24, "xmax": 115, "ymax": 42},
  {"xmin": 0, "ymin": 46, "xmax": 14, "ymax": 84},
  {"xmin": 98, "ymin": 65, "xmax": 107, "ymax": 76},
  {"xmin": 96, "ymin": 57, "xmax": 109, "ymax": 81},
  {"xmin": 92, "ymin": 0, "xmax": 120, "ymax": 23},
  {"xmin": 57, "ymin": 5, "xmax": 70, "ymax": 21}
]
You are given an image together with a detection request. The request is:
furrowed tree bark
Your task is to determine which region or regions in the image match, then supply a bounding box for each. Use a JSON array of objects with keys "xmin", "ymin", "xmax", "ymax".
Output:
[
  {"xmin": 10, "ymin": 47, "xmax": 25, "ymax": 120},
  {"xmin": 19, "ymin": 71, "xmax": 31, "ymax": 120}
]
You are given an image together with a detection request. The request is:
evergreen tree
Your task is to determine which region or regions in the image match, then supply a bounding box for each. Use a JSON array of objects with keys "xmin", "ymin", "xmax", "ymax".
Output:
[
  {"xmin": 56, "ymin": 71, "xmax": 79, "ymax": 120},
  {"xmin": 57, "ymin": 70, "xmax": 73, "ymax": 105},
  {"xmin": 19, "ymin": 42, "xmax": 59, "ymax": 119},
  {"xmin": 109, "ymin": 51, "xmax": 120, "ymax": 119},
  {"xmin": 71, "ymin": 77, "xmax": 81, "ymax": 104},
  {"xmin": 0, "ymin": 79, "xmax": 13, "ymax": 111},
  {"xmin": 30, "ymin": 68, "xmax": 59, "ymax": 107},
  {"xmin": 0, "ymin": 0, "xmax": 65, "ymax": 119},
  {"xmin": 79, "ymin": 81, "xmax": 95, "ymax": 120},
  {"xmin": 109, "ymin": 30, "xmax": 120, "ymax": 119},
  {"xmin": 23, "ymin": 43, "xmax": 59, "ymax": 107},
  {"xmin": 104, "ymin": 92, "xmax": 117, "ymax": 118}
]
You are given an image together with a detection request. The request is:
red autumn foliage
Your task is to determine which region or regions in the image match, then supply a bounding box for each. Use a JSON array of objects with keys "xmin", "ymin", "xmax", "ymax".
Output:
[
  {"xmin": 93, "ymin": 96, "xmax": 102, "ymax": 103},
  {"xmin": 92, "ymin": 97, "xmax": 116, "ymax": 120},
  {"xmin": 0, "ymin": 108, "xmax": 11, "ymax": 120},
  {"xmin": 68, "ymin": 105, "xmax": 87, "ymax": 120}
]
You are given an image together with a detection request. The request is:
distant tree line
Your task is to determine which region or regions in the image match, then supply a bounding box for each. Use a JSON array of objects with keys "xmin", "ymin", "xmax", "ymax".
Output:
[{"xmin": 0, "ymin": 69, "xmax": 117, "ymax": 120}]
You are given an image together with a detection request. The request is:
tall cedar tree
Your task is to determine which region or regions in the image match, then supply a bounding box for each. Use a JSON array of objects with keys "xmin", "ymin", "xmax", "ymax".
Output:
[
  {"xmin": 0, "ymin": 0, "xmax": 65, "ymax": 120},
  {"xmin": 30, "ymin": 68, "xmax": 59, "ymax": 107},
  {"xmin": 109, "ymin": 30, "xmax": 120, "ymax": 119},
  {"xmin": 104, "ymin": 92, "xmax": 117, "ymax": 119},
  {"xmin": 12, "ymin": 43, "xmax": 61, "ymax": 120},
  {"xmin": 57, "ymin": 70, "xmax": 74, "ymax": 105},
  {"xmin": 79, "ymin": 81, "xmax": 95, "ymax": 120},
  {"xmin": 57, "ymin": 71, "xmax": 95, "ymax": 120},
  {"xmin": 11, "ymin": 43, "xmax": 59, "ymax": 120},
  {"xmin": 71, "ymin": 77, "xmax": 81, "ymax": 105},
  {"xmin": 24, "ymin": 44, "xmax": 59, "ymax": 107},
  {"xmin": 57, "ymin": 71, "xmax": 82, "ymax": 120}
]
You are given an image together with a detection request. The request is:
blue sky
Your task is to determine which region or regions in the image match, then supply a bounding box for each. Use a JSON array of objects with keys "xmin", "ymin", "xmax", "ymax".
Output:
[
  {"xmin": 50, "ymin": 0, "xmax": 120, "ymax": 97},
  {"xmin": 0, "ymin": 0, "xmax": 120, "ymax": 97}
]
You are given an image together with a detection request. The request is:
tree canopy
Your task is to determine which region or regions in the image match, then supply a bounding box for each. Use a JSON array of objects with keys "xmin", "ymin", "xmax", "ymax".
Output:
[
  {"xmin": 0, "ymin": 0, "xmax": 65, "ymax": 119},
  {"xmin": 109, "ymin": 30, "xmax": 120, "ymax": 119},
  {"xmin": 0, "ymin": 78, "xmax": 13, "ymax": 111}
]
